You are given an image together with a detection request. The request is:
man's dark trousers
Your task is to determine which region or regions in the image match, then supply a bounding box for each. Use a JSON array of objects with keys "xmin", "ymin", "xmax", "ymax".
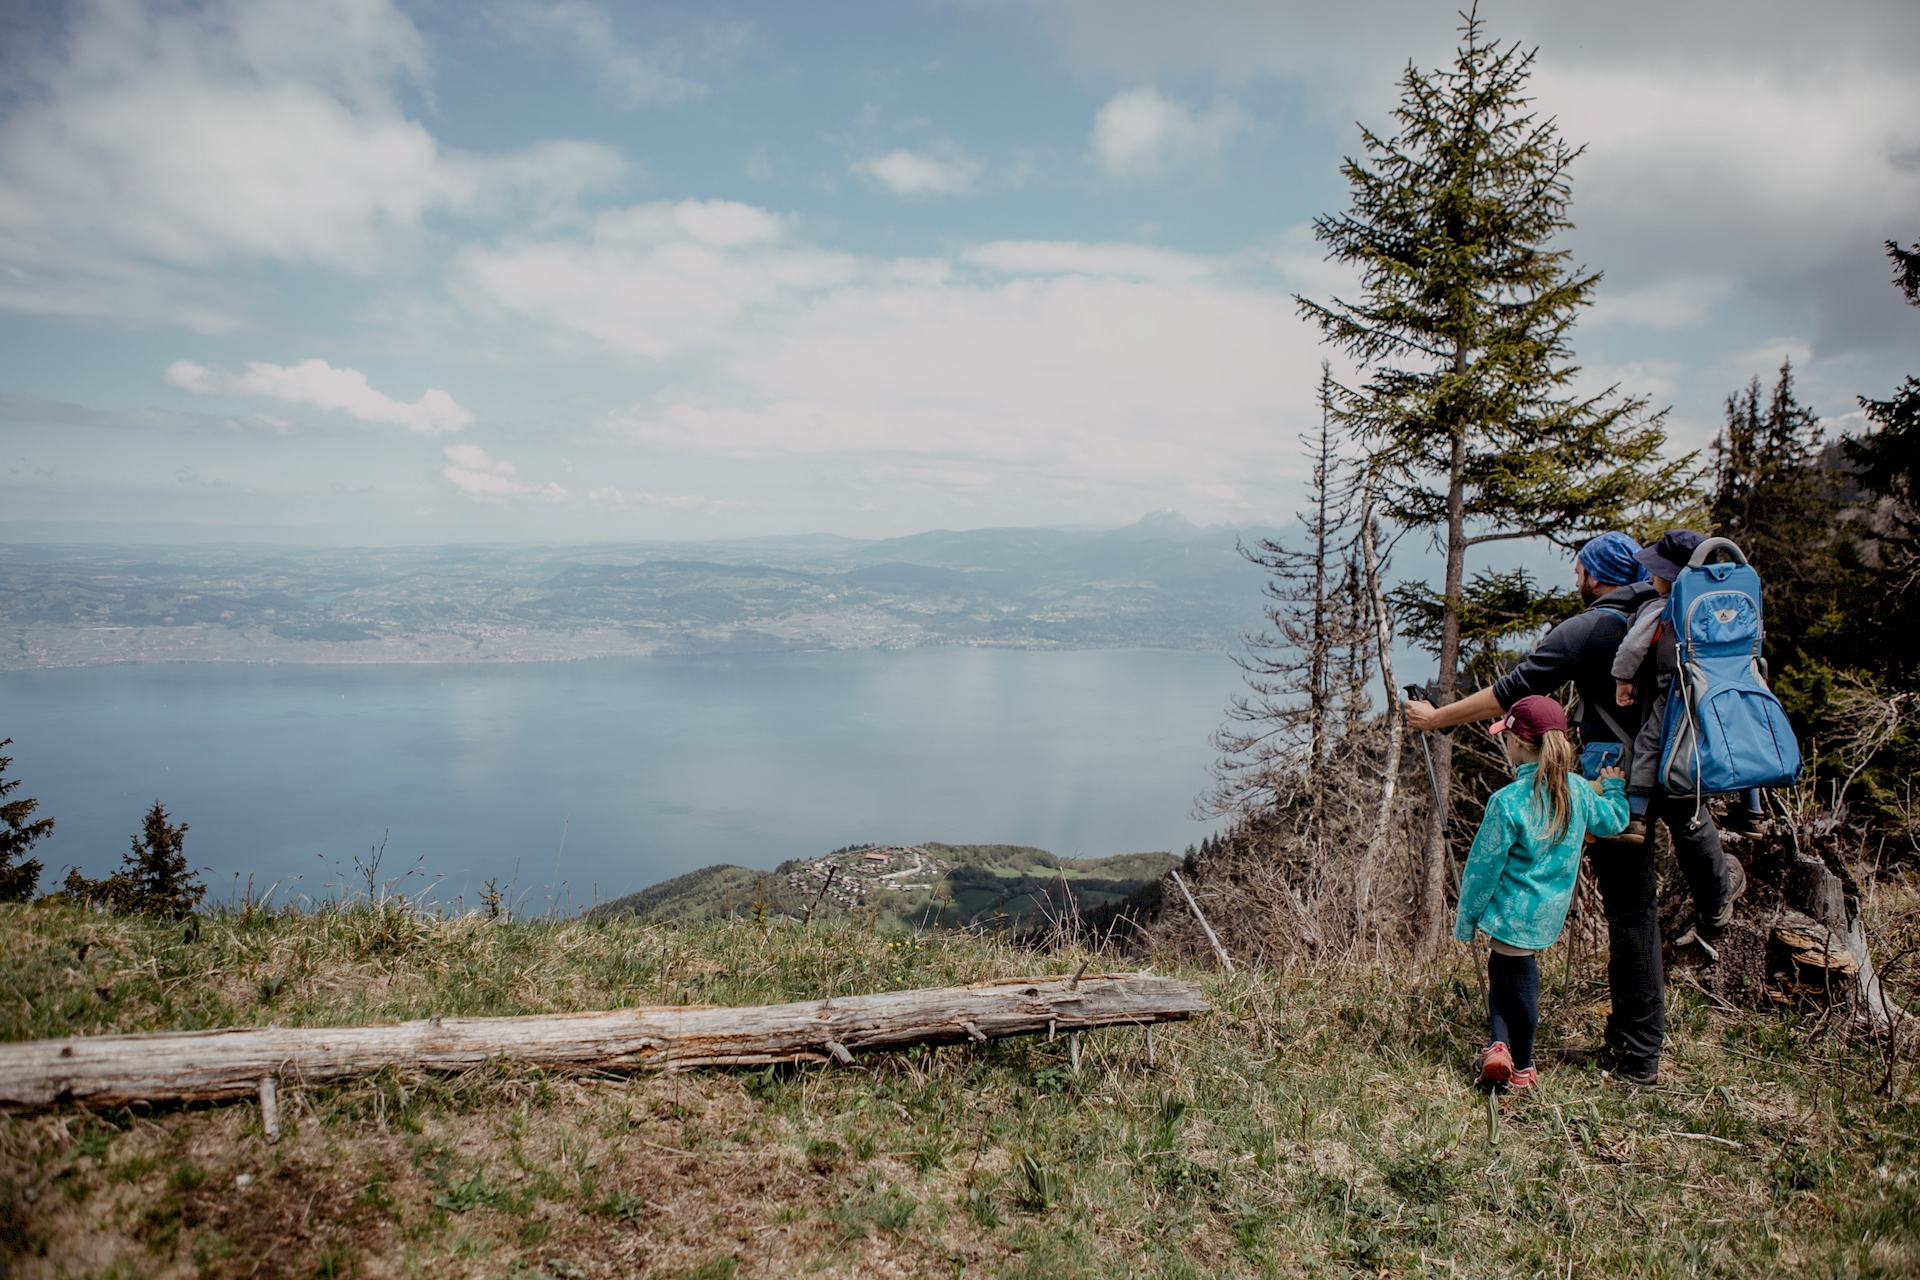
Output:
[{"xmin": 1586, "ymin": 795, "xmax": 1735, "ymax": 1072}]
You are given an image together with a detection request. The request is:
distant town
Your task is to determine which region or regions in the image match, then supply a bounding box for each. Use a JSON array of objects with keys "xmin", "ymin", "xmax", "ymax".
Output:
[{"xmin": 0, "ymin": 513, "xmax": 1274, "ymax": 669}]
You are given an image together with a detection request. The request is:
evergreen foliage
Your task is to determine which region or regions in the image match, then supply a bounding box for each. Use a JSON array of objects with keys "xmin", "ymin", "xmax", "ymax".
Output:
[
  {"xmin": 1888, "ymin": 238, "xmax": 1920, "ymax": 307},
  {"xmin": 1844, "ymin": 240, "xmax": 1920, "ymax": 600},
  {"xmin": 63, "ymin": 801, "xmax": 205, "ymax": 918},
  {"xmin": 1695, "ymin": 240, "xmax": 1920, "ymax": 835},
  {"xmin": 1710, "ymin": 360, "xmax": 1839, "ymax": 674},
  {"xmin": 1389, "ymin": 566, "xmax": 1579, "ymax": 689},
  {"xmin": 0, "ymin": 738, "xmax": 52, "ymax": 902},
  {"xmin": 1296, "ymin": 8, "xmax": 1692, "ymax": 946}
]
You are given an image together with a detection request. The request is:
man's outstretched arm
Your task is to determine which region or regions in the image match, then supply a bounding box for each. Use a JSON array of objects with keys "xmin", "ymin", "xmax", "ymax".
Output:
[{"xmin": 1404, "ymin": 685, "xmax": 1502, "ymax": 732}]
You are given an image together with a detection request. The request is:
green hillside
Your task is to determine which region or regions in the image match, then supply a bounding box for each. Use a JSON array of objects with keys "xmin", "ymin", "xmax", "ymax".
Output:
[{"xmin": 593, "ymin": 842, "xmax": 1178, "ymax": 933}]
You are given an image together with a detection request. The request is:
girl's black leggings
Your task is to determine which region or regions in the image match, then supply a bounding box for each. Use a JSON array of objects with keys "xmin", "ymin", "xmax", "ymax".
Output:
[{"xmin": 1487, "ymin": 951, "xmax": 1541, "ymax": 1069}]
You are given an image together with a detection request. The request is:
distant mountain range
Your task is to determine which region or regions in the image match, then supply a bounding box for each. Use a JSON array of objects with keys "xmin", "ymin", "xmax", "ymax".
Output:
[
  {"xmin": 590, "ymin": 842, "xmax": 1179, "ymax": 934},
  {"xmin": 0, "ymin": 511, "xmax": 1289, "ymax": 668}
]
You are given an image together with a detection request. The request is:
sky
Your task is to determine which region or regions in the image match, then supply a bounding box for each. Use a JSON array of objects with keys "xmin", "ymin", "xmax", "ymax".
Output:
[{"xmin": 1, "ymin": 0, "xmax": 1916, "ymax": 545}]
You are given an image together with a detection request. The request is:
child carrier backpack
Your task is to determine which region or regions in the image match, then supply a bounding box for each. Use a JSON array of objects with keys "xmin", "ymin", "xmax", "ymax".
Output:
[{"xmin": 1657, "ymin": 537, "xmax": 1802, "ymax": 807}]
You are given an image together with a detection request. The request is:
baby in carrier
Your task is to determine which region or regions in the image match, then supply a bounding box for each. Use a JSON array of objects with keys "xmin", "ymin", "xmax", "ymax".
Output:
[
  {"xmin": 1608, "ymin": 530, "xmax": 1705, "ymax": 845},
  {"xmin": 1614, "ymin": 529, "xmax": 1770, "ymax": 853}
]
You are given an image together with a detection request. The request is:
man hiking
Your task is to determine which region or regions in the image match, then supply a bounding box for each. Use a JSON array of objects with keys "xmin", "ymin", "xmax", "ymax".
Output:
[{"xmin": 1404, "ymin": 530, "xmax": 1744, "ymax": 1085}]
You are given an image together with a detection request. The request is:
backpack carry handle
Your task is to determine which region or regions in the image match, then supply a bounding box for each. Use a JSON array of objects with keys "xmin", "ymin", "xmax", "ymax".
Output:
[{"xmin": 1686, "ymin": 537, "xmax": 1749, "ymax": 568}]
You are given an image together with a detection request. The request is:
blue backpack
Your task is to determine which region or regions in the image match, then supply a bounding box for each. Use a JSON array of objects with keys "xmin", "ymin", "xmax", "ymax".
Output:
[{"xmin": 1658, "ymin": 537, "xmax": 1802, "ymax": 805}]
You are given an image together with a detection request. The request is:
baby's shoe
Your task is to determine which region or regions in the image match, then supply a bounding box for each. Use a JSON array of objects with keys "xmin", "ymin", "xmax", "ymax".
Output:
[{"xmin": 1615, "ymin": 816, "xmax": 1648, "ymax": 845}]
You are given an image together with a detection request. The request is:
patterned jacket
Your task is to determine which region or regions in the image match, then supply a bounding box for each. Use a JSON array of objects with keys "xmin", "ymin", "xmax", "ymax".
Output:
[{"xmin": 1454, "ymin": 764, "xmax": 1630, "ymax": 951}]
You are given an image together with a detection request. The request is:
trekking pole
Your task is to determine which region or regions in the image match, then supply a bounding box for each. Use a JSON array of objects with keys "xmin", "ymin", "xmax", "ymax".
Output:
[{"xmin": 1405, "ymin": 685, "xmax": 1484, "ymax": 1006}]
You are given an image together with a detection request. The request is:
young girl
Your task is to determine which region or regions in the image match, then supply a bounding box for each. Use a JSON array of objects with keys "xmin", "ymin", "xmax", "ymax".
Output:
[{"xmin": 1455, "ymin": 695, "xmax": 1629, "ymax": 1089}]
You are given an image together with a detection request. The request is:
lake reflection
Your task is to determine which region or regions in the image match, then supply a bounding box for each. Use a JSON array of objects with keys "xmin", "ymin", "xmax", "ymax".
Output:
[{"xmin": 2, "ymin": 649, "xmax": 1235, "ymax": 908}]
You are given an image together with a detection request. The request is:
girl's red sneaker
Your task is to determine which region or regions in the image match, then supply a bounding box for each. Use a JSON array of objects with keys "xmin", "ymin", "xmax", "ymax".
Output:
[
  {"xmin": 1507, "ymin": 1066, "xmax": 1538, "ymax": 1089},
  {"xmin": 1473, "ymin": 1041, "xmax": 1514, "ymax": 1087}
]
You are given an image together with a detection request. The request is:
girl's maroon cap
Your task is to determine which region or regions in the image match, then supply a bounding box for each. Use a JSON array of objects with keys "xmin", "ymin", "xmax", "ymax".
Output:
[{"xmin": 1487, "ymin": 694, "xmax": 1567, "ymax": 743}]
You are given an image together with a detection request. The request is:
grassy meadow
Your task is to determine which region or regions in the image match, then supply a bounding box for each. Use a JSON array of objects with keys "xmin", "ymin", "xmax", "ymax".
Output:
[{"xmin": 2, "ymin": 897, "xmax": 1917, "ymax": 1279}]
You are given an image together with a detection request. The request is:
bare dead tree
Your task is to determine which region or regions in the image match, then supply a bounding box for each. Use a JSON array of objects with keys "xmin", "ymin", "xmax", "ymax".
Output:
[
  {"xmin": 1207, "ymin": 366, "xmax": 1373, "ymax": 820},
  {"xmin": 1353, "ymin": 489, "xmax": 1404, "ymax": 944}
]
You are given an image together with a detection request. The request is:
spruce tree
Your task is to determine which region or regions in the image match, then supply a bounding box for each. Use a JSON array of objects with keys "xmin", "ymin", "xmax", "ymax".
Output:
[
  {"xmin": 1709, "ymin": 360, "xmax": 1837, "ymax": 673},
  {"xmin": 1845, "ymin": 239, "xmax": 1920, "ymax": 597},
  {"xmin": 0, "ymin": 739, "xmax": 52, "ymax": 902},
  {"xmin": 1822, "ymin": 236, "xmax": 1920, "ymax": 707},
  {"xmin": 122, "ymin": 802, "xmax": 204, "ymax": 918},
  {"xmin": 66, "ymin": 802, "xmax": 206, "ymax": 918},
  {"xmin": 1297, "ymin": 10, "xmax": 1691, "ymax": 950}
]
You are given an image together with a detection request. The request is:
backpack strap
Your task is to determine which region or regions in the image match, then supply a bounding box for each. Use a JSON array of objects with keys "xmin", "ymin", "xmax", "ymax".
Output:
[
  {"xmin": 1586, "ymin": 593, "xmax": 1641, "ymax": 751},
  {"xmin": 1591, "ymin": 700, "xmax": 1634, "ymax": 749}
]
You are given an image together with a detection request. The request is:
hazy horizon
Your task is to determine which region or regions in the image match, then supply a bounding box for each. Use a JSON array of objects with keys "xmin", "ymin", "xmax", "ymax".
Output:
[{"xmin": 0, "ymin": 506, "xmax": 1247, "ymax": 548}]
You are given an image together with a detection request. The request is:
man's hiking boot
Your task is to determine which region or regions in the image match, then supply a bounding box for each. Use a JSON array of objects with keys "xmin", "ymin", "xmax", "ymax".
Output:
[
  {"xmin": 1606, "ymin": 1059, "xmax": 1659, "ymax": 1087},
  {"xmin": 1709, "ymin": 855, "xmax": 1747, "ymax": 930},
  {"xmin": 1554, "ymin": 1044, "xmax": 1659, "ymax": 1086},
  {"xmin": 1473, "ymin": 1041, "xmax": 1514, "ymax": 1088},
  {"xmin": 1722, "ymin": 792, "xmax": 1767, "ymax": 836},
  {"xmin": 1615, "ymin": 816, "xmax": 1648, "ymax": 845}
]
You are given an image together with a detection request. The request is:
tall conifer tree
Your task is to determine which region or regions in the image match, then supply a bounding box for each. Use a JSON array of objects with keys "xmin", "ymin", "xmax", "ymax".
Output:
[
  {"xmin": 1710, "ymin": 360, "xmax": 1835, "ymax": 672},
  {"xmin": 1846, "ymin": 239, "xmax": 1920, "ymax": 596},
  {"xmin": 1298, "ymin": 10, "xmax": 1690, "ymax": 949}
]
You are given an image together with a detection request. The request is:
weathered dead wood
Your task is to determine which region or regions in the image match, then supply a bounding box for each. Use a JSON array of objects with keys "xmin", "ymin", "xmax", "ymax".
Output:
[
  {"xmin": 1768, "ymin": 905, "xmax": 1909, "ymax": 1029},
  {"xmin": 0, "ymin": 973, "xmax": 1205, "ymax": 1110},
  {"xmin": 1170, "ymin": 870, "xmax": 1235, "ymax": 973}
]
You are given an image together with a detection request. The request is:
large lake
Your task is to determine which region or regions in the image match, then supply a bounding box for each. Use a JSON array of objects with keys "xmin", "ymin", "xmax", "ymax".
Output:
[{"xmin": 2, "ymin": 649, "xmax": 1237, "ymax": 910}]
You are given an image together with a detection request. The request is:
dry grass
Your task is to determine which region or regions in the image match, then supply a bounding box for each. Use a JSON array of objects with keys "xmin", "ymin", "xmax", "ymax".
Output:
[{"xmin": 3, "ymin": 897, "xmax": 1919, "ymax": 1279}]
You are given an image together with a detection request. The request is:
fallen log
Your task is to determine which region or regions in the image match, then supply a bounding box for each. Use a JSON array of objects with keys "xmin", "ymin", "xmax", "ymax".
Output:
[{"xmin": 0, "ymin": 972, "xmax": 1205, "ymax": 1110}]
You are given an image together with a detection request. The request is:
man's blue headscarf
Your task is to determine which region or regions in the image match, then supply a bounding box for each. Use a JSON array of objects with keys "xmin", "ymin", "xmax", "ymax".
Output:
[{"xmin": 1576, "ymin": 531, "xmax": 1649, "ymax": 586}]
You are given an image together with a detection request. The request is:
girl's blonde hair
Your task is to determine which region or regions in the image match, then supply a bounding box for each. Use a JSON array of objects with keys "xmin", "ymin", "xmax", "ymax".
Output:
[{"xmin": 1530, "ymin": 729, "xmax": 1576, "ymax": 839}]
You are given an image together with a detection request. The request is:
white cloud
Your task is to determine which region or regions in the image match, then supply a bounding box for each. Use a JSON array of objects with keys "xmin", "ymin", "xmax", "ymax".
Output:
[
  {"xmin": 964, "ymin": 240, "xmax": 1213, "ymax": 283},
  {"xmin": 855, "ymin": 147, "xmax": 985, "ymax": 197},
  {"xmin": 441, "ymin": 443, "xmax": 567, "ymax": 501},
  {"xmin": 454, "ymin": 200, "xmax": 878, "ymax": 359},
  {"xmin": 0, "ymin": 0, "xmax": 621, "ymax": 327},
  {"xmin": 1541, "ymin": 64, "xmax": 1920, "ymax": 332},
  {"xmin": 1024, "ymin": 0, "xmax": 1920, "ymax": 350},
  {"xmin": 1017, "ymin": 0, "xmax": 1917, "ymax": 90},
  {"xmin": 1089, "ymin": 88, "xmax": 1244, "ymax": 182},
  {"xmin": 492, "ymin": 1, "xmax": 748, "ymax": 107},
  {"xmin": 458, "ymin": 198, "xmax": 1328, "ymax": 500},
  {"xmin": 165, "ymin": 359, "xmax": 474, "ymax": 434}
]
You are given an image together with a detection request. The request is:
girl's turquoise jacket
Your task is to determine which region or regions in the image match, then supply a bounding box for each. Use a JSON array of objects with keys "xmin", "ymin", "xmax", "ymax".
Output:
[{"xmin": 1454, "ymin": 764, "xmax": 1629, "ymax": 951}]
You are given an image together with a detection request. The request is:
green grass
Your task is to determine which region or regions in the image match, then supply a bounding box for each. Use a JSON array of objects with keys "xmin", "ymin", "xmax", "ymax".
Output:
[{"xmin": 1, "ymin": 899, "xmax": 1916, "ymax": 1278}]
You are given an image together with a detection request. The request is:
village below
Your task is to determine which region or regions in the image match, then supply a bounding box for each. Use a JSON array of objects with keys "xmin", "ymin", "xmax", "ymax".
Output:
[{"xmin": 594, "ymin": 843, "xmax": 1177, "ymax": 937}]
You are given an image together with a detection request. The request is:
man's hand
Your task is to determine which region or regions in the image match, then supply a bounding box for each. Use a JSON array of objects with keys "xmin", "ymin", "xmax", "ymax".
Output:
[
  {"xmin": 1614, "ymin": 680, "xmax": 1635, "ymax": 708},
  {"xmin": 1403, "ymin": 686, "xmax": 1503, "ymax": 732}
]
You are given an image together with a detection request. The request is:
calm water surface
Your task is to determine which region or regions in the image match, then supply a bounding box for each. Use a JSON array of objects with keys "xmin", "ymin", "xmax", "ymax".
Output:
[{"xmin": 2, "ymin": 649, "xmax": 1235, "ymax": 907}]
